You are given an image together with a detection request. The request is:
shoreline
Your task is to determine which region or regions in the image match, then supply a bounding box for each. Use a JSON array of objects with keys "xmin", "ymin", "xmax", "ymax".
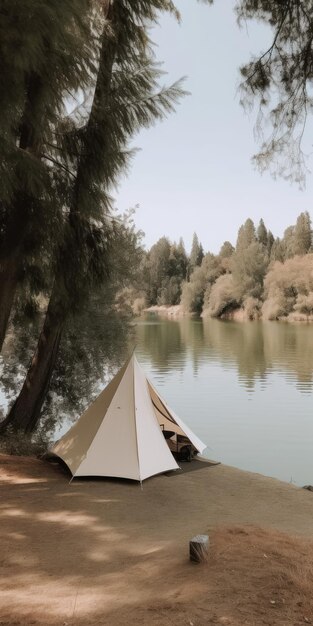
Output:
[
  {"xmin": 144, "ymin": 304, "xmax": 191, "ymax": 318},
  {"xmin": 144, "ymin": 304, "xmax": 313, "ymax": 323}
]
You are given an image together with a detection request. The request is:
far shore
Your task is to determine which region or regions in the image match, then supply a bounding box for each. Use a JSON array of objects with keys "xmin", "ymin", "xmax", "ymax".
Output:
[
  {"xmin": 144, "ymin": 304, "xmax": 191, "ymax": 318},
  {"xmin": 144, "ymin": 304, "xmax": 313, "ymax": 323}
]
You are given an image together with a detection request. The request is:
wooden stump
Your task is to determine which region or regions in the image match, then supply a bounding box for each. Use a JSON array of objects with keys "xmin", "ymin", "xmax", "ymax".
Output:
[{"xmin": 189, "ymin": 534, "xmax": 209, "ymax": 563}]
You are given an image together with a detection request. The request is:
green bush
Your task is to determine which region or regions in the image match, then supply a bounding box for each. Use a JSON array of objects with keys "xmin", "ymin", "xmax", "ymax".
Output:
[{"xmin": 0, "ymin": 426, "xmax": 50, "ymax": 457}]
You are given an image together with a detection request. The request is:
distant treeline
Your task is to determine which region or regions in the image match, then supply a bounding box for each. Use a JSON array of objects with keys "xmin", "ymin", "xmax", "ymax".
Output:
[{"xmin": 127, "ymin": 211, "xmax": 313, "ymax": 320}]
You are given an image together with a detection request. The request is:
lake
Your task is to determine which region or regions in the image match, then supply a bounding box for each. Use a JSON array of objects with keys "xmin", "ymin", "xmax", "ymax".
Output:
[{"xmin": 135, "ymin": 314, "xmax": 313, "ymax": 486}]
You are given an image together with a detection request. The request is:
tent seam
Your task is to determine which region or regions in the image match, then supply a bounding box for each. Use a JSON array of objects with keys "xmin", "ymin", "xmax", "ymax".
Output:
[
  {"xmin": 72, "ymin": 357, "xmax": 132, "ymax": 477},
  {"xmin": 132, "ymin": 356, "xmax": 142, "ymax": 482}
]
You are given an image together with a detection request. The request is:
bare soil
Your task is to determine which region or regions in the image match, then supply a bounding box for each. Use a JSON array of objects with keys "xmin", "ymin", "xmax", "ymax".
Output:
[{"xmin": 1, "ymin": 454, "xmax": 313, "ymax": 626}]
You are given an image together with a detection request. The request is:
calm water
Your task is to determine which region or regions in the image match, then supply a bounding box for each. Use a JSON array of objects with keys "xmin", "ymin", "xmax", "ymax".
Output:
[{"xmin": 135, "ymin": 314, "xmax": 313, "ymax": 486}]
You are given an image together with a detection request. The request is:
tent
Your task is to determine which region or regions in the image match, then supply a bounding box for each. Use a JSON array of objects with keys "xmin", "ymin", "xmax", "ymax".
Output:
[{"xmin": 50, "ymin": 354, "xmax": 206, "ymax": 482}]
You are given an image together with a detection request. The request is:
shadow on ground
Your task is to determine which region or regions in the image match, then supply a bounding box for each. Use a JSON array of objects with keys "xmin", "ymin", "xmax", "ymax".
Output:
[{"xmin": 1, "ymin": 454, "xmax": 313, "ymax": 625}]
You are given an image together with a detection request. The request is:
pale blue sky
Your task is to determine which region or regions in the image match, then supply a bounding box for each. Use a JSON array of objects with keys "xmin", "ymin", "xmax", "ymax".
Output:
[{"xmin": 116, "ymin": 0, "xmax": 313, "ymax": 254}]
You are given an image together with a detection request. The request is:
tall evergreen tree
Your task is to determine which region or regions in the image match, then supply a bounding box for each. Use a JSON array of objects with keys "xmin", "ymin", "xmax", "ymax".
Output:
[
  {"xmin": 177, "ymin": 237, "xmax": 188, "ymax": 261},
  {"xmin": 233, "ymin": 219, "xmax": 268, "ymax": 300},
  {"xmin": 161, "ymin": 241, "xmax": 188, "ymax": 304},
  {"xmin": 189, "ymin": 232, "xmax": 204, "ymax": 272},
  {"xmin": 143, "ymin": 236, "xmax": 188, "ymax": 306},
  {"xmin": 267, "ymin": 230, "xmax": 274, "ymax": 255},
  {"xmin": 0, "ymin": 0, "xmax": 96, "ymax": 350},
  {"xmin": 235, "ymin": 218, "xmax": 256, "ymax": 253},
  {"xmin": 257, "ymin": 219, "xmax": 268, "ymax": 247},
  {"xmin": 218, "ymin": 241, "xmax": 234, "ymax": 274},
  {"xmin": 169, "ymin": 241, "xmax": 188, "ymax": 281},
  {"xmin": 145, "ymin": 237, "xmax": 172, "ymax": 305},
  {"xmin": 237, "ymin": 0, "xmax": 313, "ymax": 183},
  {"xmin": 270, "ymin": 237, "xmax": 285, "ymax": 263},
  {"xmin": 293, "ymin": 211, "xmax": 312, "ymax": 256},
  {"xmin": 0, "ymin": 0, "xmax": 185, "ymax": 434},
  {"xmin": 232, "ymin": 241, "xmax": 269, "ymax": 301},
  {"xmin": 281, "ymin": 226, "xmax": 295, "ymax": 260}
]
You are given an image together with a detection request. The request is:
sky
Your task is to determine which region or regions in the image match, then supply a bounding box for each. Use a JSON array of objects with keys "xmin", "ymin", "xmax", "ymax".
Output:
[{"xmin": 116, "ymin": 0, "xmax": 313, "ymax": 254}]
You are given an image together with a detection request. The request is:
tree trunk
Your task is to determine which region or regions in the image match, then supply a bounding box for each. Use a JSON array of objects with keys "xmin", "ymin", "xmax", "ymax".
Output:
[
  {"xmin": 0, "ymin": 293, "xmax": 64, "ymax": 434},
  {"xmin": 0, "ymin": 73, "xmax": 44, "ymax": 351},
  {"xmin": 0, "ymin": 203, "xmax": 29, "ymax": 351},
  {"xmin": 0, "ymin": 255, "xmax": 20, "ymax": 351}
]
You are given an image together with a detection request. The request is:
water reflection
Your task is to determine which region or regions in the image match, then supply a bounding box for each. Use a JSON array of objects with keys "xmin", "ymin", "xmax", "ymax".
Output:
[
  {"xmin": 137, "ymin": 315, "xmax": 313, "ymax": 392},
  {"xmin": 136, "ymin": 315, "xmax": 313, "ymax": 484},
  {"xmin": 138, "ymin": 317, "xmax": 186, "ymax": 371}
]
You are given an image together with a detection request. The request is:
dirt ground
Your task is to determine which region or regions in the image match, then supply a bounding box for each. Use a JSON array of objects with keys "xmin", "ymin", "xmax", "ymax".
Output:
[{"xmin": 1, "ymin": 455, "xmax": 313, "ymax": 626}]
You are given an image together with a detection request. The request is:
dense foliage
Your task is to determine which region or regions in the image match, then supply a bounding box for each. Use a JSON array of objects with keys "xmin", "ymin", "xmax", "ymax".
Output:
[
  {"xmin": 0, "ymin": 0, "xmax": 186, "ymax": 435},
  {"xmin": 140, "ymin": 211, "xmax": 313, "ymax": 321},
  {"xmin": 237, "ymin": 0, "xmax": 313, "ymax": 184}
]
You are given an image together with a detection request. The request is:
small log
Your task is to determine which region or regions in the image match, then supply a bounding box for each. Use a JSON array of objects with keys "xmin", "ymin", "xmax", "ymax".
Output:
[{"xmin": 189, "ymin": 534, "xmax": 209, "ymax": 563}]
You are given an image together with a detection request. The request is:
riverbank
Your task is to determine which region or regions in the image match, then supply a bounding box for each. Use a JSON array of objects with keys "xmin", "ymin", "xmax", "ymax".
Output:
[
  {"xmin": 1, "ymin": 454, "xmax": 313, "ymax": 625},
  {"xmin": 144, "ymin": 304, "xmax": 187, "ymax": 317},
  {"xmin": 144, "ymin": 304, "xmax": 313, "ymax": 322},
  {"xmin": 144, "ymin": 305, "xmax": 248, "ymax": 320}
]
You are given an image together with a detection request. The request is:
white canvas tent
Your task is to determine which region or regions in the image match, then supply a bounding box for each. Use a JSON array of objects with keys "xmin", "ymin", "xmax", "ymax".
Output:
[{"xmin": 50, "ymin": 354, "xmax": 206, "ymax": 482}]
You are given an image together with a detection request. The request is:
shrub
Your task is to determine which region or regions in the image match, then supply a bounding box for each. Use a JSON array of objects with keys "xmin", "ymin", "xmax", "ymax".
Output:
[
  {"xmin": 262, "ymin": 254, "xmax": 313, "ymax": 319},
  {"xmin": 205, "ymin": 274, "xmax": 238, "ymax": 318},
  {"xmin": 0, "ymin": 426, "xmax": 50, "ymax": 457},
  {"xmin": 243, "ymin": 297, "xmax": 262, "ymax": 320}
]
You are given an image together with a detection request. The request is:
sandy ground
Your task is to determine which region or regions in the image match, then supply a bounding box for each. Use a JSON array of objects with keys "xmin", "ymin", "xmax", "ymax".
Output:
[{"xmin": 1, "ymin": 455, "xmax": 313, "ymax": 625}]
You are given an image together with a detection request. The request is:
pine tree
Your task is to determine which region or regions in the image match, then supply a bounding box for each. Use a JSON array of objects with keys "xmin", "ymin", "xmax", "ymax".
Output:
[
  {"xmin": 233, "ymin": 219, "xmax": 268, "ymax": 300},
  {"xmin": 237, "ymin": 0, "xmax": 313, "ymax": 183},
  {"xmin": 233, "ymin": 241, "xmax": 269, "ymax": 301},
  {"xmin": 189, "ymin": 233, "xmax": 204, "ymax": 272},
  {"xmin": 218, "ymin": 241, "xmax": 234, "ymax": 274},
  {"xmin": 0, "ymin": 0, "xmax": 185, "ymax": 434},
  {"xmin": 235, "ymin": 218, "xmax": 256, "ymax": 253},
  {"xmin": 177, "ymin": 237, "xmax": 187, "ymax": 260},
  {"xmin": 293, "ymin": 211, "xmax": 312, "ymax": 255},
  {"xmin": 282, "ymin": 226, "xmax": 295, "ymax": 259},
  {"xmin": 170, "ymin": 241, "xmax": 188, "ymax": 280},
  {"xmin": 267, "ymin": 230, "xmax": 274, "ymax": 255},
  {"xmin": 146, "ymin": 237, "xmax": 172, "ymax": 304},
  {"xmin": 270, "ymin": 238, "xmax": 285, "ymax": 263},
  {"xmin": 0, "ymin": 0, "xmax": 96, "ymax": 350},
  {"xmin": 257, "ymin": 219, "xmax": 268, "ymax": 247}
]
